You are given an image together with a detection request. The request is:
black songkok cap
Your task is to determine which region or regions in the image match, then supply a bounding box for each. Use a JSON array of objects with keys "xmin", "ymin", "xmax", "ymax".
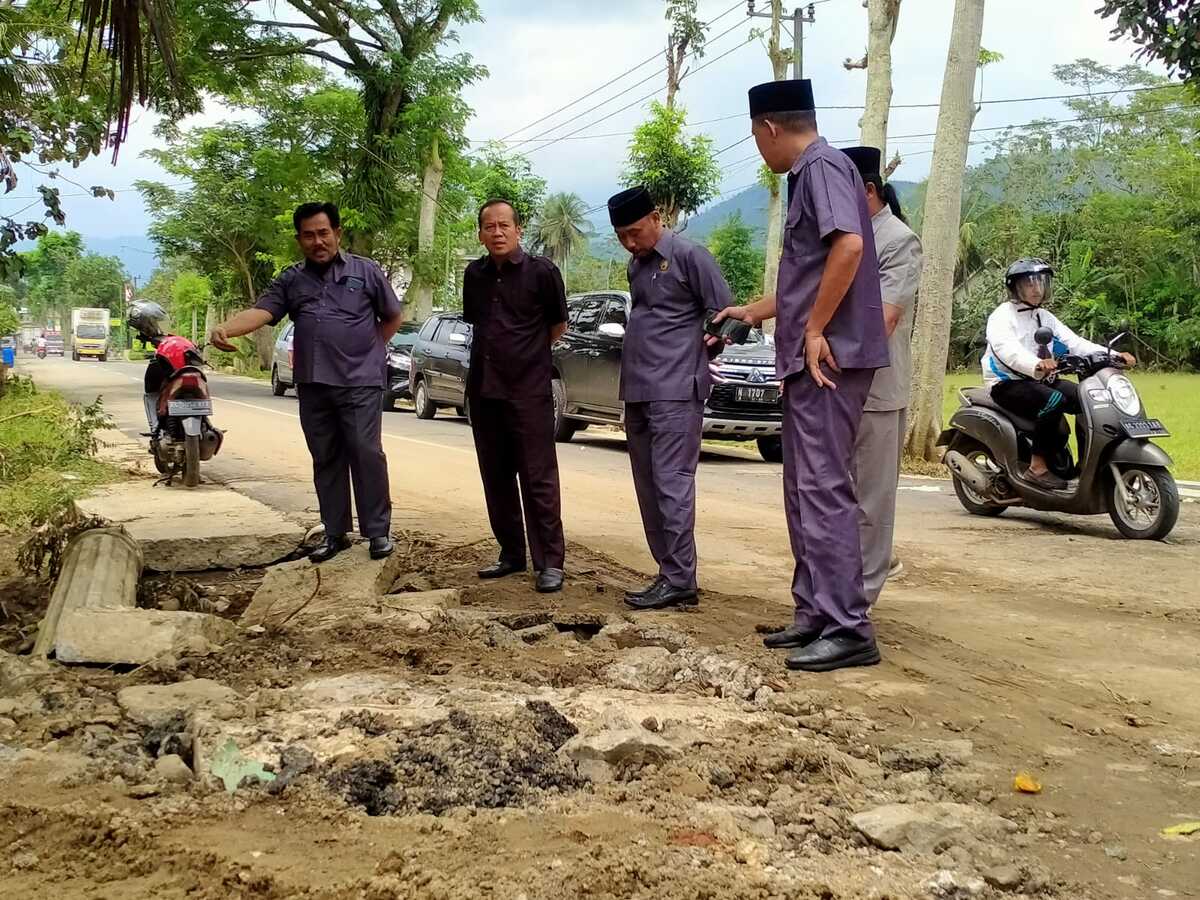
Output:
[
  {"xmin": 608, "ymin": 186, "xmax": 656, "ymax": 228},
  {"xmin": 748, "ymin": 78, "xmax": 815, "ymax": 117},
  {"xmin": 841, "ymin": 146, "xmax": 882, "ymax": 178}
]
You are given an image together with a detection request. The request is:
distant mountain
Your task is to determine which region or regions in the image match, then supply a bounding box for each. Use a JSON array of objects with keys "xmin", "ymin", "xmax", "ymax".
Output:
[
  {"xmin": 685, "ymin": 180, "xmax": 923, "ymax": 248},
  {"xmin": 85, "ymin": 234, "xmax": 159, "ymax": 284}
]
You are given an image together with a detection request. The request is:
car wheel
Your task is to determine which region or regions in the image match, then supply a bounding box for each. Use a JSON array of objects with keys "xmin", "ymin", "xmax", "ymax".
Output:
[
  {"xmin": 552, "ymin": 378, "xmax": 577, "ymax": 442},
  {"xmin": 414, "ymin": 379, "xmax": 436, "ymax": 419},
  {"xmin": 271, "ymin": 367, "xmax": 288, "ymax": 396},
  {"xmin": 756, "ymin": 436, "xmax": 783, "ymax": 463}
]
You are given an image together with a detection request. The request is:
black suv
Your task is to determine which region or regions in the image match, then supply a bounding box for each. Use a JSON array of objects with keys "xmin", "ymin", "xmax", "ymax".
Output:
[
  {"xmin": 408, "ymin": 313, "xmax": 472, "ymax": 420},
  {"xmin": 552, "ymin": 292, "xmax": 784, "ymax": 461}
]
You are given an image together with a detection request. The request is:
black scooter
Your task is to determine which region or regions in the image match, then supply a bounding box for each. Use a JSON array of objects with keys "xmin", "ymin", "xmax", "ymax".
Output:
[{"xmin": 939, "ymin": 329, "xmax": 1179, "ymax": 540}]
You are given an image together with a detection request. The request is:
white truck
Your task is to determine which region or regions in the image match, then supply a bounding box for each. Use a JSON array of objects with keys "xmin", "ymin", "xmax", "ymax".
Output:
[{"xmin": 71, "ymin": 308, "xmax": 111, "ymax": 362}]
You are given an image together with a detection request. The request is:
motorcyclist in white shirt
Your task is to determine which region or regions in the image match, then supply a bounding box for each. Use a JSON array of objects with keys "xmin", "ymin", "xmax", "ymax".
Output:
[{"xmin": 981, "ymin": 258, "xmax": 1135, "ymax": 490}]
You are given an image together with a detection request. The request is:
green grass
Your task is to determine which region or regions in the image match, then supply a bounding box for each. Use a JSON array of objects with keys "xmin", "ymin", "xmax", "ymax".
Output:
[
  {"xmin": 942, "ymin": 371, "xmax": 1200, "ymax": 481},
  {"xmin": 0, "ymin": 378, "xmax": 118, "ymax": 526}
]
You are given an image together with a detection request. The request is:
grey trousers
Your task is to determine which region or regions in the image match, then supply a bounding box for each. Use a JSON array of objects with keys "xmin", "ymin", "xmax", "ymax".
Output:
[
  {"xmin": 625, "ymin": 398, "xmax": 704, "ymax": 590},
  {"xmin": 853, "ymin": 408, "xmax": 906, "ymax": 605}
]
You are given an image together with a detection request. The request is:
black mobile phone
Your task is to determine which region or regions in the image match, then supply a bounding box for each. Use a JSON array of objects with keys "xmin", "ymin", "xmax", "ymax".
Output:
[{"xmin": 704, "ymin": 311, "xmax": 752, "ymax": 345}]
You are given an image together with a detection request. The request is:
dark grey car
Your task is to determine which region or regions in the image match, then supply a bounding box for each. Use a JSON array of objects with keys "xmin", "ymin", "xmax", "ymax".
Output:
[
  {"xmin": 551, "ymin": 291, "xmax": 784, "ymax": 461},
  {"xmin": 408, "ymin": 313, "xmax": 472, "ymax": 420}
]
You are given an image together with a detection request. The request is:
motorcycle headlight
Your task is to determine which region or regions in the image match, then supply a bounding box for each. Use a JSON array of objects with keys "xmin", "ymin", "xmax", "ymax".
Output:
[{"xmin": 1107, "ymin": 375, "xmax": 1141, "ymax": 416}]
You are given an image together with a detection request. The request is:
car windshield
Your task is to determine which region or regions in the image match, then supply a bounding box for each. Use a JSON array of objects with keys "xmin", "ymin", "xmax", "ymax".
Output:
[
  {"xmin": 389, "ymin": 332, "xmax": 418, "ymax": 351},
  {"xmin": 77, "ymin": 324, "xmax": 107, "ymax": 339}
]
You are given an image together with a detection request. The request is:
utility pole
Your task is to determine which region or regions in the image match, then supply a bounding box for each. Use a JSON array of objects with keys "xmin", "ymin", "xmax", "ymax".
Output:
[{"xmin": 747, "ymin": 2, "xmax": 816, "ymax": 79}]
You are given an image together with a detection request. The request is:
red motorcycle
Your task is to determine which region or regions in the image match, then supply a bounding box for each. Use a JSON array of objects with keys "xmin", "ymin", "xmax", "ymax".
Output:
[{"xmin": 131, "ymin": 303, "xmax": 223, "ymax": 487}]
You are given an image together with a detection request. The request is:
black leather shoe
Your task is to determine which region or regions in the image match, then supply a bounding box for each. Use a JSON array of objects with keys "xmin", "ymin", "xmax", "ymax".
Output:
[
  {"xmin": 310, "ymin": 535, "xmax": 351, "ymax": 564},
  {"xmin": 478, "ymin": 559, "xmax": 526, "ymax": 579},
  {"xmin": 785, "ymin": 637, "xmax": 881, "ymax": 672},
  {"xmin": 763, "ymin": 626, "xmax": 821, "ymax": 650},
  {"xmin": 1026, "ymin": 468, "xmax": 1068, "ymax": 491},
  {"xmin": 535, "ymin": 568, "xmax": 564, "ymax": 593},
  {"xmin": 624, "ymin": 576, "xmax": 665, "ymax": 601},
  {"xmin": 369, "ymin": 537, "xmax": 394, "ymax": 560},
  {"xmin": 624, "ymin": 581, "xmax": 698, "ymax": 611}
]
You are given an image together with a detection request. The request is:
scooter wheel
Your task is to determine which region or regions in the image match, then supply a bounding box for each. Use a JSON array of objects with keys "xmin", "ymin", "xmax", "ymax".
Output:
[
  {"xmin": 950, "ymin": 450, "xmax": 1007, "ymax": 517},
  {"xmin": 1107, "ymin": 466, "xmax": 1179, "ymax": 540},
  {"xmin": 182, "ymin": 435, "xmax": 201, "ymax": 487}
]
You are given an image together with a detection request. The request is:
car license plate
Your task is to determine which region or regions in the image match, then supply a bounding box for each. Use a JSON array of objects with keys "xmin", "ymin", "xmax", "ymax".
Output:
[
  {"xmin": 1123, "ymin": 418, "xmax": 1169, "ymax": 438},
  {"xmin": 735, "ymin": 386, "xmax": 778, "ymax": 404},
  {"xmin": 169, "ymin": 399, "xmax": 213, "ymax": 417}
]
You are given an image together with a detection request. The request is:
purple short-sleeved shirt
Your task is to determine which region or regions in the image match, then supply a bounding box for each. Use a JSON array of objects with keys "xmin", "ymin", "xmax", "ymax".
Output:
[
  {"xmin": 775, "ymin": 138, "xmax": 889, "ymax": 381},
  {"xmin": 255, "ymin": 251, "xmax": 403, "ymax": 389},
  {"xmin": 622, "ymin": 230, "xmax": 733, "ymax": 402}
]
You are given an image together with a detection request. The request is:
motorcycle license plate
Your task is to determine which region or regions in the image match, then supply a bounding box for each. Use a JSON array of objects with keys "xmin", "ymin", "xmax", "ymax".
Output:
[
  {"xmin": 735, "ymin": 386, "xmax": 779, "ymax": 404},
  {"xmin": 1123, "ymin": 418, "xmax": 1169, "ymax": 438},
  {"xmin": 168, "ymin": 399, "xmax": 213, "ymax": 417}
]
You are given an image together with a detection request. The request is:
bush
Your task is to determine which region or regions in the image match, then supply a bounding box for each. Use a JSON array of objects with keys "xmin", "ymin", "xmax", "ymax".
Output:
[{"xmin": 0, "ymin": 378, "xmax": 116, "ymax": 525}]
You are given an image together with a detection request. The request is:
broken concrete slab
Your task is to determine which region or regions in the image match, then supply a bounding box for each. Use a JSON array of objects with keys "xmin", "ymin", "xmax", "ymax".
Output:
[
  {"xmin": 54, "ymin": 608, "xmax": 239, "ymax": 666},
  {"xmin": 117, "ymin": 679, "xmax": 240, "ymax": 728},
  {"xmin": 33, "ymin": 528, "xmax": 142, "ymax": 658},
  {"xmin": 561, "ymin": 727, "xmax": 680, "ymax": 768},
  {"xmin": 240, "ymin": 545, "xmax": 417, "ymax": 628},
  {"xmin": 850, "ymin": 802, "xmax": 1016, "ymax": 854},
  {"xmin": 75, "ymin": 481, "xmax": 304, "ymax": 572}
]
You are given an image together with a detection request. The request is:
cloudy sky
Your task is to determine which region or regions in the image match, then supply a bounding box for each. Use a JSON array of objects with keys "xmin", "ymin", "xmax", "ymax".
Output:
[{"xmin": 4, "ymin": 0, "xmax": 1162, "ymax": 245}]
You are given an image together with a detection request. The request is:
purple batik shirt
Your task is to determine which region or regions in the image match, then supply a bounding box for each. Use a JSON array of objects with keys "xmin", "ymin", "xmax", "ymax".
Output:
[
  {"xmin": 775, "ymin": 138, "xmax": 889, "ymax": 381},
  {"xmin": 622, "ymin": 230, "xmax": 734, "ymax": 402},
  {"xmin": 255, "ymin": 251, "xmax": 402, "ymax": 388}
]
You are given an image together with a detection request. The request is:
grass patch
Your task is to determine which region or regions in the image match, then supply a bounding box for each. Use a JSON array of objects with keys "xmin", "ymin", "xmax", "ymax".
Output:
[
  {"xmin": 0, "ymin": 378, "xmax": 118, "ymax": 527},
  {"xmin": 939, "ymin": 371, "xmax": 1200, "ymax": 481}
]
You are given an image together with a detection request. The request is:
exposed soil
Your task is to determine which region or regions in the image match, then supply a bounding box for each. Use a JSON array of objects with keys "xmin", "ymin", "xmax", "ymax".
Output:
[{"xmin": 3, "ymin": 529, "xmax": 1197, "ymax": 900}]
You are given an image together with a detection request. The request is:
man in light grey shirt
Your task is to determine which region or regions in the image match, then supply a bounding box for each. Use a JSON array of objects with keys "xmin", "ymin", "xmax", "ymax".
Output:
[{"xmin": 841, "ymin": 147, "xmax": 923, "ymax": 604}]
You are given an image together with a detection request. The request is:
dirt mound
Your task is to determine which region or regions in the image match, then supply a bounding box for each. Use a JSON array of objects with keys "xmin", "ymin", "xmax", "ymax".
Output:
[{"xmin": 328, "ymin": 701, "xmax": 585, "ymax": 817}]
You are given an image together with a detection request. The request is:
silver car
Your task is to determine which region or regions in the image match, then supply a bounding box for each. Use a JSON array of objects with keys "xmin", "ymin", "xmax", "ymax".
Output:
[{"xmin": 270, "ymin": 324, "xmax": 296, "ymax": 396}]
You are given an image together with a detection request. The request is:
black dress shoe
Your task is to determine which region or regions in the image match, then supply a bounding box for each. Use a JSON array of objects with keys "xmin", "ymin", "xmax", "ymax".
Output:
[
  {"xmin": 369, "ymin": 537, "xmax": 394, "ymax": 559},
  {"xmin": 624, "ymin": 576, "xmax": 665, "ymax": 601},
  {"xmin": 785, "ymin": 636, "xmax": 881, "ymax": 672},
  {"xmin": 310, "ymin": 535, "xmax": 351, "ymax": 564},
  {"xmin": 478, "ymin": 559, "xmax": 526, "ymax": 579},
  {"xmin": 624, "ymin": 580, "xmax": 698, "ymax": 611},
  {"xmin": 763, "ymin": 626, "xmax": 821, "ymax": 650},
  {"xmin": 535, "ymin": 568, "xmax": 564, "ymax": 593}
]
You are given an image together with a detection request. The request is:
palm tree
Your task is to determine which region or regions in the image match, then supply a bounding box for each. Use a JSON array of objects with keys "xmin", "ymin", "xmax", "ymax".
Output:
[{"xmin": 531, "ymin": 193, "xmax": 594, "ymax": 268}]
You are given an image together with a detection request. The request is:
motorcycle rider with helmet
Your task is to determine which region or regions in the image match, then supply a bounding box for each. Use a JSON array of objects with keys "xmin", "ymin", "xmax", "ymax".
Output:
[{"xmin": 981, "ymin": 258, "xmax": 1136, "ymax": 491}]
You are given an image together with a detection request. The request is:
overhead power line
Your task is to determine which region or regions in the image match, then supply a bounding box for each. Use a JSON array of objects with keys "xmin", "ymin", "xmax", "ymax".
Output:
[{"xmin": 496, "ymin": 0, "xmax": 745, "ymax": 144}]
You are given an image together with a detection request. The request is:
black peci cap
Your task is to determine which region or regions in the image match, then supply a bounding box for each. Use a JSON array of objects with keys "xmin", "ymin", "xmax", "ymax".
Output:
[
  {"xmin": 840, "ymin": 146, "xmax": 882, "ymax": 179},
  {"xmin": 608, "ymin": 186, "xmax": 656, "ymax": 228},
  {"xmin": 748, "ymin": 78, "xmax": 815, "ymax": 117}
]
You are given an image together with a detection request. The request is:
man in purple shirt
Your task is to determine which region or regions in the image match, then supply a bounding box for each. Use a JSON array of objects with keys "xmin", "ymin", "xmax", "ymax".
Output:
[
  {"xmin": 462, "ymin": 199, "xmax": 569, "ymax": 594},
  {"xmin": 608, "ymin": 186, "xmax": 733, "ymax": 611},
  {"xmin": 211, "ymin": 202, "xmax": 404, "ymax": 563},
  {"xmin": 715, "ymin": 80, "xmax": 889, "ymax": 672}
]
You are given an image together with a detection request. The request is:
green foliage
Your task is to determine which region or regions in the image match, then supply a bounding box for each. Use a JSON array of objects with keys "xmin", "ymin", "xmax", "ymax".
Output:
[
  {"xmin": 706, "ymin": 213, "xmax": 764, "ymax": 304},
  {"xmin": 0, "ymin": 301, "xmax": 20, "ymax": 337},
  {"xmin": 623, "ymin": 102, "xmax": 721, "ymax": 228},
  {"xmin": 62, "ymin": 254, "xmax": 126, "ymax": 312},
  {"xmin": 466, "ymin": 147, "xmax": 547, "ymax": 229},
  {"xmin": 0, "ymin": 378, "xmax": 116, "ymax": 526},
  {"xmin": 171, "ymin": 271, "xmax": 214, "ymax": 341},
  {"xmin": 531, "ymin": 193, "xmax": 593, "ymax": 267},
  {"xmin": 1097, "ymin": 0, "xmax": 1200, "ymax": 84},
  {"xmin": 937, "ymin": 60, "xmax": 1200, "ymax": 369}
]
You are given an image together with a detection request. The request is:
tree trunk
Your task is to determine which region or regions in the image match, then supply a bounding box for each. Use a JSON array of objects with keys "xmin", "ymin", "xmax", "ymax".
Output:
[
  {"xmin": 860, "ymin": 0, "xmax": 902, "ymax": 159},
  {"xmin": 402, "ymin": 136, "xmax": 445, "ymax": 324},
  {"xmin": 904, "ymin": 0, "xmax": 985, "ymax": 461},
  {"xmin": 761, "ymin": 173, "xmax": 783, "ymax": 335},
  {"xmin": 760, "ymin": 0, "xmax": 789, "ymax": 328},
  {"xmin": 232, "ymin": 251, "xmax": 272, "ymax": 370}
]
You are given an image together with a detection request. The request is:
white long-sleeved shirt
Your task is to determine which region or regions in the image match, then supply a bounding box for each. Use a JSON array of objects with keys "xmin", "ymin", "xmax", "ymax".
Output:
[{"xmin": 981, "ymin": 302, "xmax": 1106, "ymax": 386}]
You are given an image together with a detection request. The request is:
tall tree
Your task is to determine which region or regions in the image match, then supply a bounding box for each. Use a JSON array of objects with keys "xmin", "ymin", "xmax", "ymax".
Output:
[
  {"xmin": 758, "ymin": 0, "xmax": 790, "ymax": 331},
  {"xmin": 623, "ymin": 101, "xmax": 721, "ymax": 229},
  {"xmin": 1097, "ymin": 1, "xmax": 1199, "ymax": 84},
  {"xmin": 532, "ymin": 193, "xmax": 593, "ymax": 268},
  {"xmin": 664, "ymin": 0, "xmax": 707, "ymax": 108},
  {"xmin": 905, "ymin": 0, "xmax": 986, "ymax": 461},
  {"xmin": 62, "ymin": 254, "xmax": 126, "ymax": 313},
  {"xmin": 845, "ymin": 0, "xmax": 903, "ymax": 162},
  {"xmin": 706, "ymin": 213, "xmax": 765, "ymax": 303}
]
